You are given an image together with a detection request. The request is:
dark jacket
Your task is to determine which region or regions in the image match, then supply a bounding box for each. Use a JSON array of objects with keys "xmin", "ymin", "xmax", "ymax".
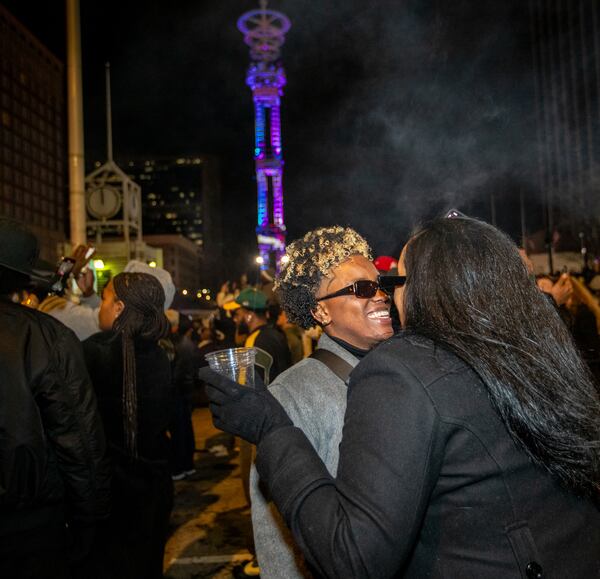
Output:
[
  {"xmin": 82, "ymin": 331, "xmax": 174, "ymax": 579},
  {"xmin": 169, "ymin": 333, "xmax": 196, "ymax": 397},
  {"xmin": 0, "ymin": 301, "xmax": 110, "ymax": 535},
  {"xmin": 82, "ymin": 332, "xmax": 173, "ymax": 461},
  {"xmin": 248, "ymin": 324, "xmax": 291, "ymax": 382},
  {"xmin": 257, "ymin": 333, "xmax": 600, "ymax": 578}
]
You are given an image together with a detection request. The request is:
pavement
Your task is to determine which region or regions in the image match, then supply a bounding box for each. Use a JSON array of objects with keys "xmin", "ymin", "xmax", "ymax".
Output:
[{"xmin": 164, "ymin": 408, "xmax": 255, "ymax": 579}]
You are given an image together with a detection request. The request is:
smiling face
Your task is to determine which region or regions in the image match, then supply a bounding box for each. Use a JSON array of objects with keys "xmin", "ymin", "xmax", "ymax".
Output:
[{"xmin": 313, "ymin": 255, "xmax": 393, "ymax": 350}]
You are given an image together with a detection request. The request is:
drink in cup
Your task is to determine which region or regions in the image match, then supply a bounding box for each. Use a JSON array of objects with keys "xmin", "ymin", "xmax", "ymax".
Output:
[{"xmin": 204, "ymin": 347, "xmax": 256, "ymax": 387}]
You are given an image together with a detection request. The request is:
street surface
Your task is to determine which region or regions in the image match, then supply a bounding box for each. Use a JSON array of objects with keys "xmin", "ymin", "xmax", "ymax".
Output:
[{"xmin": 164, "ymin": 408, "xmax": 254, "ymax": 578}]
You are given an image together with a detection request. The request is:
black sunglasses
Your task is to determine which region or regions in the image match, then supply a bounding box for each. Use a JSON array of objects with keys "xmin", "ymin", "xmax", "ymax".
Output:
[{"xmin": 317, "ymin": 275, "xmax": 406, "ymax": 301}]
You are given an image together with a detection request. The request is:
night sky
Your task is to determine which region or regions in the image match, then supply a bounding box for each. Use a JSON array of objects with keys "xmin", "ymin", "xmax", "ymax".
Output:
[{"xmin": 3, "ymin": 0, "xmax": 545, "ymax": 274}]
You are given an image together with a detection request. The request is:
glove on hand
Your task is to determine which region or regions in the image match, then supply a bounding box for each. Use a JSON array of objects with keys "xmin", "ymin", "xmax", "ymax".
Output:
[{"xmin": 198, "ymin": 367, "xmax": 292, "ymax": 444}]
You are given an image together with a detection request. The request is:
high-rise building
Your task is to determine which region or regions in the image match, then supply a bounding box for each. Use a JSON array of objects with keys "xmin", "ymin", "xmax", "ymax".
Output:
[
  {"xmin": 94, "ymin": 154, "xmax": 223, "ymax": 288},
  {"xmin": 142, "ymin": 233, "xmax": 201, "ymax": 292},
  {"xmin": 124, "ymin": 157, "xmax": 205, "ymax": 244},
  {"xmin": 238, "ymin": 1, "xmax": 291, "ymax": 271},
  {"xmin": 0, "ymin": 4, "xmax": 67, "ymax": 262}
]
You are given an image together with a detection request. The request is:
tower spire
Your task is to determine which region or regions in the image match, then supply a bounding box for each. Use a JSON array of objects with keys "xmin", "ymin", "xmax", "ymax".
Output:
[
  {"xmin": 105, "ymin": 62, "xmax": 113, "ymax": 162},
  {"xmin": 238, "ymin": 2, "xmax": 291, "ymax": 271}
]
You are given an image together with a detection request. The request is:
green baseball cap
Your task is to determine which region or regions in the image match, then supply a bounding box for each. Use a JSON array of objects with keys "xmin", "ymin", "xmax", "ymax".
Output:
[{"xmin": 223, "ymin": 288, "xmax": 268, "ymax": 312}]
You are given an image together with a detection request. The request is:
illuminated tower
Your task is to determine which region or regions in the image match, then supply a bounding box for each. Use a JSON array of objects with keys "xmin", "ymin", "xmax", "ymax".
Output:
[{"xmin": 238, "ymin": 0, "xmax": 291, "ymax": 271}]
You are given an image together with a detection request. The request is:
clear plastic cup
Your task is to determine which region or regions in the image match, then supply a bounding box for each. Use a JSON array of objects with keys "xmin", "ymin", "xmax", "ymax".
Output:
[{"xmin": 204, "ymin": 347, "xmax": 256, "ymax": 387}]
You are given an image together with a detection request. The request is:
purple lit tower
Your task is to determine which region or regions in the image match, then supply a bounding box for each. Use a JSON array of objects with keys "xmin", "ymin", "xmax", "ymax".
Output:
[{"xmin": 238, "ymin": 0, "xmax": 291, "ymax": 271}]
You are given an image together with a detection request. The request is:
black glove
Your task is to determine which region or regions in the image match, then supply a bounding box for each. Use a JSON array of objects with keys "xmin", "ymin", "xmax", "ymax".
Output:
[{"xmin": 198, "ymin": 367, "xmax": 292, "ymax": 444}]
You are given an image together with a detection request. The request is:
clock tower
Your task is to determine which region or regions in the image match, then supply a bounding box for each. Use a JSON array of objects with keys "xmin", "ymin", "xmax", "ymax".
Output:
[
  {"xmin": 85, "ymin": 63, "xmax": 143, "ymax": 260},
  {"xmin": 85, "ymin": 160, "xmax": 142, "ymax": 255}
]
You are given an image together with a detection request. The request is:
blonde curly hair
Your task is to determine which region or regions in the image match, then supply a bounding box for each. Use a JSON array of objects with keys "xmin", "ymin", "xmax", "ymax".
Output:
[{"xmin": 274, "ymin": 226, "xmax": 372, "ymax": 329}]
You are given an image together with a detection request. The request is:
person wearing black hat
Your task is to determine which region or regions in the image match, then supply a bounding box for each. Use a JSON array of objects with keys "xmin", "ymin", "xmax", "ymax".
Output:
[{"xmin": 0, "ymin": 218, "xmax": 110, "ymax": 579}]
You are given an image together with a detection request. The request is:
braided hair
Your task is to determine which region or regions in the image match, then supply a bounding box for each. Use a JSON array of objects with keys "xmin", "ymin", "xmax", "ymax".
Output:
[{"xmin": 112, "ymin": 272, "xmax": 169, "ymax": 457}]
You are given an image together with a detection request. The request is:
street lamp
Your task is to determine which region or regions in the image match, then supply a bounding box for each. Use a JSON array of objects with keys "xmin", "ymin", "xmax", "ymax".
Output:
[{"xmin": 254, "ymin": 255, "xmax": 264, "ymax": 287}]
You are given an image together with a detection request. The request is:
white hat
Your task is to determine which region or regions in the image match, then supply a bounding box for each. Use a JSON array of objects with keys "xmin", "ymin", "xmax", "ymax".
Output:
[{"xmin": 123, "ymin": 260, "xmax": 175, "ymax": 311}]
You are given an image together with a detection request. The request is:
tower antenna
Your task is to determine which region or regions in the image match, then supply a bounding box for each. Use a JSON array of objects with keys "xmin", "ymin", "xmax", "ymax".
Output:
[{"xmin": 105, "ymin": 62, "xmax": 113, "ymax": 162}]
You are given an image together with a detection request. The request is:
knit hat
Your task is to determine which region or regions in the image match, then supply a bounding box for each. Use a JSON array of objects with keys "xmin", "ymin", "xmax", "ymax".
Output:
[{"xmin": 123, "ymin": 260, "xmax": 175, "ymax": 311}]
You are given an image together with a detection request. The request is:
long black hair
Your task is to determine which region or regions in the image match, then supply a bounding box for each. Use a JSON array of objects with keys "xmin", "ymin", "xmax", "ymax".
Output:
[
  {"xmin": 403, "ymin": 216, "xmax": 600, "ymax": 496},
  {"xmin": 112, "ymin": 272, "xmax": 169, "ymax": 457}
]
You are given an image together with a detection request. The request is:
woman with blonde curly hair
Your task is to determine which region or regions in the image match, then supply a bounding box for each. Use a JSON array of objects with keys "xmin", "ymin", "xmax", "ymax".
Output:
[
  {"xmin": 203, "ymin": 216, "xmax": 600, "ymax": 578},
  {"xmin": 245, "ymin": 225, "xmax": 394, "ymax": 579}
]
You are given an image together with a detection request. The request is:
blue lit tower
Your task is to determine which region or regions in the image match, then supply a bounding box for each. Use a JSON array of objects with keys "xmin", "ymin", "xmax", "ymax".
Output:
[{"xmin": 237, "ymin": 0, "xmax": 291, "ymax": 271}]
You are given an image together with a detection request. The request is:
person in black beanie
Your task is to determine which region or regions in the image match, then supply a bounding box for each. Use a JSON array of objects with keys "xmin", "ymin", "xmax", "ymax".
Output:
[
  {"xmin": 0, "ymin": 218, "xmax": 109, "ymax": 579},
  {"xmin": 83, "ymin": 272, "xmax": 174, "ymax": 579}
]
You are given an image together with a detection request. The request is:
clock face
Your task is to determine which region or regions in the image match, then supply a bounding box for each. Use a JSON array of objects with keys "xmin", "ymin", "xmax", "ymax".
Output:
[{"xmin": 87, "ymin": 185, "xmax": 122, "ymax": 219}]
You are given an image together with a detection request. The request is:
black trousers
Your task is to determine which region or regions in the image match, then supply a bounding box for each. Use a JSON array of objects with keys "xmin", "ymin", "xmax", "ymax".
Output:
[
  {"xmin": 170, "ymin": 394, "xmax": 196, "ymax": 474},
  {"xmin": 0, "ymin": 521, "xmax": 69, "ymax": 579},
  {"xmin": 88, "ymin": 452, "xmax": 174, "ymax": 579}
]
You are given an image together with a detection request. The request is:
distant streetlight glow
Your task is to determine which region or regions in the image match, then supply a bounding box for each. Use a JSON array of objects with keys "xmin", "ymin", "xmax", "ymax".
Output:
[
  {"xmin": 182, "ymin": 289, "xmax": 188, "ymax": 296},
  {"xmin": 148, "ymin": 260, "xmax": 157, "ymax": 268},
  {"xmin": 255, "ymin": 255, "xmax": 264, "ymax": 265}
]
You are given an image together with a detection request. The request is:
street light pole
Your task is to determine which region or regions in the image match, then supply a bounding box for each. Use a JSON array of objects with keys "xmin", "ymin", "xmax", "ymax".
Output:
[{"xmin": 66, "ymin": 0, "xmax": 87, "ymax": 246}]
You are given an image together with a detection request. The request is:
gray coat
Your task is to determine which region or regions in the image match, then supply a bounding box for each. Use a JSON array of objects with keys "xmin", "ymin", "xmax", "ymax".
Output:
[{"xmin": 250, "ymin": 333, "xmax": 358, "ymax": 579}]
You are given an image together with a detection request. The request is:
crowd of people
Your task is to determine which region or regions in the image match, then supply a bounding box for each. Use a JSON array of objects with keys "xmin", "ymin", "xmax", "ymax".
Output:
[{"xmin": 2, "ymin": 213, "xmax": 600, "ymax": 579}]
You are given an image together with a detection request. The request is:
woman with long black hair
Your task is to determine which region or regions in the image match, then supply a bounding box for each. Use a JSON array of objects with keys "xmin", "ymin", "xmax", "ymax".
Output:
[
  {"xmin": 83, "ymin": 272, "xmax": 173, "ymax": 579},
  {"xmin": 202, "ymin": 216, "xmax": 600, "ymax": 578}
]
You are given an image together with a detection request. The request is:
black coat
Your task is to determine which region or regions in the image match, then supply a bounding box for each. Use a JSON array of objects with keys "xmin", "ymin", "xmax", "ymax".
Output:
[
  {"xmin": 257, "ymin": 333, "xmax": 600, "ymax": 578},
  {"xmin": 82, "ymin": 331, "xmax": 174, "ymax": 579},
  {"xmin": 82, "ymin": 332, "xmax": 173, "ymax": 461},
  {"xmin": 250, "ymin": 324, "xmax": 292, "ymax": 382},
  {"xmin": 0, "ymin": 301, "xmax": 110, "ymax": 535}
]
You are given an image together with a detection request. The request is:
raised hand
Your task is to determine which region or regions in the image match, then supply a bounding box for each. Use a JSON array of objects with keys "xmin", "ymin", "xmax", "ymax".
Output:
[{"xmin": 198, "ymin": 367, "xmax": 292, "ymax": 444}]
